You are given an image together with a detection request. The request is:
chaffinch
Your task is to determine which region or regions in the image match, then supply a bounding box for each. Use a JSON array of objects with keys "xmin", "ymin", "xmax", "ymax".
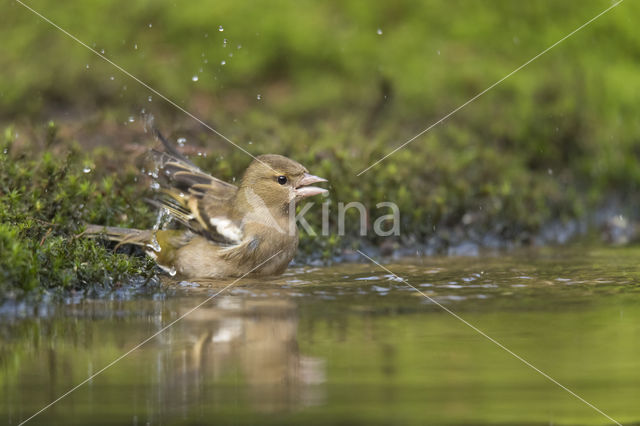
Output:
[{"xmin": 86, "ymin": 145, "xmax": 327, "ymax": 278}]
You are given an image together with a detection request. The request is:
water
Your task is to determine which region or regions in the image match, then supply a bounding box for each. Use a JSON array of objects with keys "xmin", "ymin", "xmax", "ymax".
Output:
[{"xmin": 2, "ymin": 247, "xmax": 639, "ymax": 425}]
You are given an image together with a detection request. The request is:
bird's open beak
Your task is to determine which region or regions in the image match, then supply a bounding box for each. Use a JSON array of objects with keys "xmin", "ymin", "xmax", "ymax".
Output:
[{"xmin": 295, "ymin": 173, "xmax": 328, "ymax": 198}]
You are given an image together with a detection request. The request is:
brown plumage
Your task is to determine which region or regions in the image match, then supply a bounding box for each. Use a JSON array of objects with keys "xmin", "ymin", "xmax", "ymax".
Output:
[{"xmin": 84, "ymin": 145, "xmax": 327, "ymax": 279}]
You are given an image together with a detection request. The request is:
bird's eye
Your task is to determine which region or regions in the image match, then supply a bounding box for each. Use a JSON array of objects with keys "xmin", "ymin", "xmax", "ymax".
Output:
[{"xmin": 277, "ymin": 175, "xmax": 287, "ymax": 185}]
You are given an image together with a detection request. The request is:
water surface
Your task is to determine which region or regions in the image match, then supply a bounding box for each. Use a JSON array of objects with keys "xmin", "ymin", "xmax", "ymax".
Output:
[{"xmin": 2, "ymin": 247, "xmax": 639, "ymax": 425}]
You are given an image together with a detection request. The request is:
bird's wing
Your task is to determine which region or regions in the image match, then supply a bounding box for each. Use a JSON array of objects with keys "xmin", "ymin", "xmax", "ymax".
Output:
[
  {"xmin": 218, "ymin": 236, "xmax": 262, "ymax": 266},
  {"xmin": 146, "ymin": 149, "xmax": 242, "ymax": 246},
  {"xmin": 148, "ymin": 149, "xmax": 237, "ymax": 195}
]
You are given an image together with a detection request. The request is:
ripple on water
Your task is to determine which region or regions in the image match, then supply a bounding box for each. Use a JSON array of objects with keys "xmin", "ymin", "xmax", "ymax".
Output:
[{"xmin": 3, "ymin": 247, "xmax": 640, "ymax": 425}]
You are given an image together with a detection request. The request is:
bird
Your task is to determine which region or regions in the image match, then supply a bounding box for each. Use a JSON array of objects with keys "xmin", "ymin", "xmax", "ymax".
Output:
[{"xmin": 84, "ymin": 137, "xmax": 328, "ymax": 279}]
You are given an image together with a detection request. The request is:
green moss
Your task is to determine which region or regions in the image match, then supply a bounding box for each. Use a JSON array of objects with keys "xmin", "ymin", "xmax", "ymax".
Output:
[
  {"xmin": 0, "ymin": 127, "xmax": 155, "ymax": 295},
  {"xmin": 0, "ymin": 224, "xmax": 39, "ymax": 291}
]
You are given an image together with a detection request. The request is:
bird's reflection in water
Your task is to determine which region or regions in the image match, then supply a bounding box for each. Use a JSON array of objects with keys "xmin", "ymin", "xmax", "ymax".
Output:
[{"xmin": 161, "ymin": 293, "xmax": 325, "ymax": 414}]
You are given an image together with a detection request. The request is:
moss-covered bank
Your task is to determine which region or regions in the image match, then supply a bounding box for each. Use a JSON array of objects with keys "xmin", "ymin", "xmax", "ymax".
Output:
[
  {"xmin": 1, "ymin": 1, "xmax": 640, "ymax": 292},
  {"xmin": 0, "ymin": 126, "xmax": 156, "ymax": 295}
]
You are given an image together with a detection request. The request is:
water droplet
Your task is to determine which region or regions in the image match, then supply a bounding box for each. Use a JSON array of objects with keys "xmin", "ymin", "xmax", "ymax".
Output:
[
  {"xmin": 228, "ymin": 52, "xmax": 233, "ymax": 58},
  {"xmin": 83, "ymin": 167, "xmax": 92, "ymax": 174},
  {"xmin": 223, "ymin": 38, "xmax": 228, "ymax": 47},
  {"xmin": 85, "ymin": 64, "xmax": 90, "ymax": 69},
  {"xmin": 109, "ymin": 76, "xmax": 115, "ymax": 81},
  {"xmin": 128, "ymin": 116, "xmax": 135, "ymax": 123},
  {"xmin": 168, "ymin": 267, "xmax": 177, "ymax": 277},
  {"xmin": 220, "ymin": 60, "xmax": 226, "ymax": 65},
  {"xmin": 192, "ymin": 75, "xmax": 199, "ymax": 82},
  {"xmin": 248, "ymin": 140, "xmax": 253, "ymax": 145},
  {"xmin": 437, "ymin": 50, "xmax": 441, "ymax": 55},
  {"xmin": 148, "ymin": 95, "xmax": 153, "ymax": 102},
  {"xmin": 204, "ymin": 33, "xmax": 209, "ymax": 38},
  {"xmin": 148, "ymin": 235, "xmax": 162, "ymax": 252},
  {"xmin": 548, "ymin": 168, "xmax": 553, "ymax": 175},
  {"xmin": 218, "ymin": 25, "xmax": 224, "ymax": 32},
  {"xmin": 376, "ymin": 28, "xmax": 383, "ymax": 35},
  {"xmin": 177, "ymin": 137, "xmax": 186, "ymax": 147},
  {"xmin": 134, "ymin": 43, "xmax": 138, "ymax": 50},
  {"xmin": 256, "ymin": 94, "xmax": 262, "ymax": 100},
  {"xmin": 100, "ymin": 49, "xmax": 105, "ymax": 54},
  {"xmin": 237, "ymin": 44, "xmax": 242, "ymax": 49},
  {"xmin": 153, "ymin": 208, "xmax": 169, "ymax": 231},
  {"xmin": 203, "ymin": 59, "xmax": 208, "ymax": 64},
  {"xmin": 148, "ymin": 23, "xmax": 153, "ymax": 28}
]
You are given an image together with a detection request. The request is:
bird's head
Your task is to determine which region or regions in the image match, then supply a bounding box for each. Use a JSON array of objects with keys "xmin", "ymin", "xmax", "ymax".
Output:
[{"xmin": 239, "ymin": 154, "xmax": 328, "ymax": 209}]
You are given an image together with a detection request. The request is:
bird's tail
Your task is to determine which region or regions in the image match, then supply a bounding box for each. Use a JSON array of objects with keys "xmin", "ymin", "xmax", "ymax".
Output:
[{"xmin": 82, "ymin": 224, "xmax": 155, "ymax": 249}]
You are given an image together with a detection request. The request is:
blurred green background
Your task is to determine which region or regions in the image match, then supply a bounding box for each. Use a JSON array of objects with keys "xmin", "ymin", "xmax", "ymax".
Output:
[{"xmin": 1, "ymin": 0, "xmax": 640, "ymax": 290}]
